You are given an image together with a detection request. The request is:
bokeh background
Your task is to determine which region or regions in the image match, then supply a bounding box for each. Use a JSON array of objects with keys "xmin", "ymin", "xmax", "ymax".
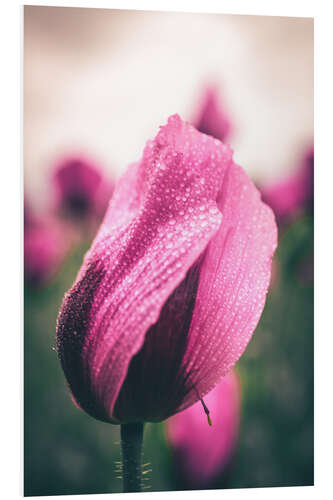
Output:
[{"xmin": 24, "ymin": 6, "xmax": 313, "ymax": 496}]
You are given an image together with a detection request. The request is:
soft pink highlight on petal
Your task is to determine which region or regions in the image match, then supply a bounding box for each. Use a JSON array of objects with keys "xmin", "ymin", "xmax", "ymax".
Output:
[
  {"xmin": 193, "ymin": 86, "xmax": 231, "ymax": 142},
  {"xmin": 261, "ymin": 146, "xmax": 314, "ymax": 225},
  {"xmin": 166, "ymin": 370, "xmax": 241, "ymax": 487},
  {"xmin": 52, "ymin": 156, "xmax": 114, "ymax": 222},
  {"xmin": 57, "ymin": 114, "xmax": 277, "ymax": 424}
]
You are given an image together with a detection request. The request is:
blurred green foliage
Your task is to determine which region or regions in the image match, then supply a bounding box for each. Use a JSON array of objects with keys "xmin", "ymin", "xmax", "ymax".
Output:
[{"xmin": 24, "ymin": 217, "xmax": 313, "ymax": 496}]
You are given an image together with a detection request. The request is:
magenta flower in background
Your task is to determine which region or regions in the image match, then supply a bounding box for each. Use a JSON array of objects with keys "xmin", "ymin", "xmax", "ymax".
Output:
[
  {"xmin": 166, "ymin": 370, "xmax": 241, "ymax": 488},
  {"xmin": 193, "ymin": 86, "xmax": 232, "ymax": 142},
  {"xmin": 24, "ymin": 203, "xmax": 69, "ymax": 287},
  {"xmin": 261, "ymin": 147, "xmax": 314, "ymax": 226},
  {"xmin": 52, "ymin": 156, "xmax": 114, "ymax": 224},
  {"xmin": 56, "ymin": 114, "xmax": 277, "ymax": 425}
]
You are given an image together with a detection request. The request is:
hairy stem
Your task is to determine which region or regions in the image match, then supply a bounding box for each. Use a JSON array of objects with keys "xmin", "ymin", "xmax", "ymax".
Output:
[{"xmin": 120, "ymin": 422, "xmax": 144, "ymax": 493}]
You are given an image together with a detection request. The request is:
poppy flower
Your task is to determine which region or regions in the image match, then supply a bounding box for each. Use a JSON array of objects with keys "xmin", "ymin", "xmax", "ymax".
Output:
[
  {"xmin": 193, "ymin": 86, "xmax": 231, "ymax": 142},
  {"xmin": 24, "ymin": 202, "xmax": 69, "ymax": 287},
  {"xmin": 261, "ymin": 146, "xmax": 314, "ymax": 226},
  {"xmin": 166, "ymin": 370, "xmax": 241, "ymax": 488},
  {"xmin": 52, "ymin": 156, "xmax": 114, "ymax": 224},
  {"xmin": 56, "ymin": 114, "xmax": 277, "ymax": 425}
]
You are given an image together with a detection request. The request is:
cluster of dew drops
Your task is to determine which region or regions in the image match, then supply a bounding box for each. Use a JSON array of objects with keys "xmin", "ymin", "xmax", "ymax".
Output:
[{"xmin": 86, "ymin": 117, "xmax": 235, "ymax": 336}]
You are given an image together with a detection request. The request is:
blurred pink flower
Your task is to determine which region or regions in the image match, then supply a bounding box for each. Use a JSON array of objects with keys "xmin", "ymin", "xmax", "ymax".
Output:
[
  {"xmin": 193, "ymin": 86, "xmax": 231, "ymax": 142},
  {"xmin": 24, "ymin": 203, "xmax": 69, "ymax": 287},
  {"xmin": 166, "ymin": 370, "xmax": 241, "ymax": 488},
  {"xmin": 56, "ymin": 115, "xmax": 277, "ymax": 424},
  {"xmin": 261, "ymin": 147, "xmax": 314, "ymax": 226},
  {"xmin": 52, "ymin": 156, "xmax": 114, "ymax": 224}
]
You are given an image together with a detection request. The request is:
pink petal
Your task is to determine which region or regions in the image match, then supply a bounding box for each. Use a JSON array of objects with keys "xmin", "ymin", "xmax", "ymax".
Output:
[
  {"xmin": 166, "ymin": 370, "xmax": 241, "ymax": 487},
  {"xmin": 57, "ymin": 115, "xmax": 233, "ymax": 423},
  {"xmin": 177, "ymin": 161, "xmax": 277, "ymax": 411},
  {"xmin": 113, "ymin": 256, "xmax": 203, "ymax": 422}
]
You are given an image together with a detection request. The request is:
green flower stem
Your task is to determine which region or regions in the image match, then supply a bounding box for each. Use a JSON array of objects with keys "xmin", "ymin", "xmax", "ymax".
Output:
[{"xmin": 120, "ymin": 422, "xmax": 144, "ymax": 493}]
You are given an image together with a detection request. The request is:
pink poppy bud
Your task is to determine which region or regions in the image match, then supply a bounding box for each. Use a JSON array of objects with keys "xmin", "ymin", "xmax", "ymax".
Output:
[
  {"xmin": 166, "ymin": 370, "xmax": 241, "ymax": 488},
  {"xmin": 193, "ymin": 86, "xmax": 231, "ymax": 142},
  {"xmin": 52, "ymin": 156, "xmax": 114, "ymax": 223},
  {"xmin": 24, "ymin": 203, "xmax": 69, "ymax": 287},
  {"xmin": 261, "ymin": 147, "xmax": 314, "ymax": 226},
  {"xmin": 56, "ymin": 115, "xmax": 277, "ymax": 424}
]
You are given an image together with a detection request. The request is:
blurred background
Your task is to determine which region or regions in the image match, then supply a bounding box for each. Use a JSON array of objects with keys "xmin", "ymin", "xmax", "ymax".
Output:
[{"xmin": 24, "ymin": 6, "xmax": 313, "ymax": 496}]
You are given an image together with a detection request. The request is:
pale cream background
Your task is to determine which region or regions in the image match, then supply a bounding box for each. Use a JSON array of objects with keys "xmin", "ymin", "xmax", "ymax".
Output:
[{"xmin": 24, "ymin": 7, "xmax": 313, "ymax": 209}]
